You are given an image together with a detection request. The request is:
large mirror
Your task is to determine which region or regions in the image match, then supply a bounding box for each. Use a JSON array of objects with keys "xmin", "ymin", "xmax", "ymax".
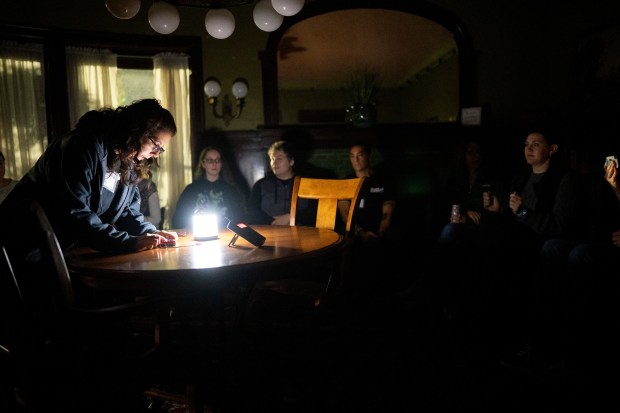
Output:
[{"xmin": 260, "ymin": 0, "xmax": 476, "ymax": 127}]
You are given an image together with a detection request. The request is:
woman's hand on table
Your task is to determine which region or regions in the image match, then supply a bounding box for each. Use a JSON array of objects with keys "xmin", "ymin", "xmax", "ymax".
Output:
[
  {"xmin": 135, "ymin": 231, "xmax": 178, "ymax": 251},
  {"xmin": 155, "ymin": 230, "xmax": 178, "ymax": 243}
]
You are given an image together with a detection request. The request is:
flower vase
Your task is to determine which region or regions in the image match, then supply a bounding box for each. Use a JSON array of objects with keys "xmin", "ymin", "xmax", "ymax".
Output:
[{"xmin": 345, "ymin": 103, "xmax": 377, "ymax": 128}]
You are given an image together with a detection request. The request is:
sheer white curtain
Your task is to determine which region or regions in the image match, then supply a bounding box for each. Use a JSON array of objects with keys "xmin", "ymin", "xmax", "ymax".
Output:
[
  {"xmin": 153, "ymin": 53, "xmax": 192, "ymax": 228},
  {"xmin": 65, "ymin": 46, "xmax": 118, "ymax": 129},
  {"xmin": 0, "ymin": 41, "xmax": 48, "ymax": 180}
]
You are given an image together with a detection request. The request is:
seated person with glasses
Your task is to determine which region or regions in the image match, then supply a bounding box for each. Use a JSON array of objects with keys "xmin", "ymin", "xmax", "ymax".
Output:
[{"xmin": 172, "ymin": 145, "xmax": 245, "ymax": 230}]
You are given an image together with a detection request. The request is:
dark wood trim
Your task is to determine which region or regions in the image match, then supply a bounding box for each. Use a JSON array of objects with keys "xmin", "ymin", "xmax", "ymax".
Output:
[{"xmin": 259, "ymin": 0, "xmax": 477, "ymax": 127}]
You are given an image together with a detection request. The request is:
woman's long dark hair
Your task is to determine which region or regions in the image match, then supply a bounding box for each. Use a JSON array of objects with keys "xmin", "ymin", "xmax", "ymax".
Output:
[{"xmin": 77, "ymin": 98, "xmax": 176, "ymax": 185}]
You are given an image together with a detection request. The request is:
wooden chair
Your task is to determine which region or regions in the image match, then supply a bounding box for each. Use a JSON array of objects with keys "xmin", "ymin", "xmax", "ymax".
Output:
[
  {"xmin": 290, "ymin": 175, "xmax": 365, "ymax": 233},
  {"xmin": 0, "ymin": 200, "xmax": 207, "ymax": 412},
  {"xmin": 289, "ymin": 175, "xmax": 366, "ymax": 295},
  {"xmin": 247, "ymin": 176, "xmax": 365, "ymax": 315}
]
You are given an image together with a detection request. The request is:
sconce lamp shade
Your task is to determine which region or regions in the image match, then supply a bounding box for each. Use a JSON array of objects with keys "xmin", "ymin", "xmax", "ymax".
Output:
[
  {"xmin": 271, "ymin": 0, "xmax": 304, "ymax": 17},
  {"xmin": 231, "ymin": 79, "xmax": 249, "ymax": 99},
  {"xmin": 105, "ymin": 0, "xmax": 141, "ymax": 19},
  {"xmin": 148, "ymin": 1, "xmax": 180, "ymax": 34},
  {"xmin": 253, "ymin": 0, "xmax": 283, "ymax": 32},
  {"xmin": 204, "ymin": 79, "xmax": 222, "ymax": 98},
  {"xmin": 204, "ymin": 77, "xmax": 248, "ymax": 126},
  {"xmin": 205, "ymin": 9, "xmax": 236, "ymax": 39}
]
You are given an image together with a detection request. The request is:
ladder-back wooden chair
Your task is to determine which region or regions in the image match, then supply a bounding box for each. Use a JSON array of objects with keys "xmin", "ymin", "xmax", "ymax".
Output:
[
  {"xmin": 290, "ymin": 175, "xmax": 365, "ymax": 234},
  {"xmin": 248, "ymin": 176, "xmax": 365, "ymax": 309},
  {"xmin": 289, "ymin": 176, "xmax": 365, "ymax": 296}
]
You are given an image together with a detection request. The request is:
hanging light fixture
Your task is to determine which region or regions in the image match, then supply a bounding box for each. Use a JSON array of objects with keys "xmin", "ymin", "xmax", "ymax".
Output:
[
  {"xmin": 271, "ymin": 0, "xmax": 304, "ymax": 17},
  {"xmin": 204, "ymin": 77, "xmax": 249, "ymax": 126},
  {"xmin": 105, "ymin": 0, "xmax": 301, "ymax": 37},
  {"xmin": 148, "ymin": 1, "xmax": 180, "ymax": 34},
  {"xmin": 205, "ymin": 8, "xmax": 236, "ymax": 40},
  {"xmin": 105, "ymin": 0, "xmax": 141, "ymax": 19},
  {"xmin": 253, "ymin": 0, "xmax": 283, "ymax": 32}
]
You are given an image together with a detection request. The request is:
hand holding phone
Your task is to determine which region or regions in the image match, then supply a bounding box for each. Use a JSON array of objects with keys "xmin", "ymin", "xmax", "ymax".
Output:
[
  {"xmin": 605, "ymin": 155, "xmax": 618, "ymax": 169},
  {"xmin": 481, "ymin": 183, "xmax": 493, "ymax": 208}
]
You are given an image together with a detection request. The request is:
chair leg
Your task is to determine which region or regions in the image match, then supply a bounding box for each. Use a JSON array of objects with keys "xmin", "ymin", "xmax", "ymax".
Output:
[{"xmin": 185, "ymin": 384, "xmax": 205, "ymax": 413}]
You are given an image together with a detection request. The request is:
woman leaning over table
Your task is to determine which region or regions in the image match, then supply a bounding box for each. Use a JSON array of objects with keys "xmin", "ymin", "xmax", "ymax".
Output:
[{"xmin": 0, "ymin": 98, "xmax": 178, "ymax": 253}]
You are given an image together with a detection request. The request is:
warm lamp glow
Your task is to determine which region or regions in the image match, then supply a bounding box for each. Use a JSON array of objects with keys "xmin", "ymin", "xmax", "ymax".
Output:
[
  {"xmin": 205, "ymin": 9, "xmax": 236, "ymax": 39},
  {"xmin": 193, "ymin": 212, "xmax": 219, "ymax": 241},
  {"xmin": 105, "ymin": 0, "xmax": 141, "ymax": 19},
  {"xmin": 253, "ymin": 0, "xmax": 283, "ymax": 32},
  {"xmin": 148, "ymin": 1, "xmax": 180, "ymax": 34},
  {"xmin": 271, "ymin": 0, "xmax": 304, "ymax": 17}
]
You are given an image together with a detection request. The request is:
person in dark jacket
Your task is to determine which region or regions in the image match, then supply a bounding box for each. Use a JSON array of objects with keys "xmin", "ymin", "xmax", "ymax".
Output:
[
  {"xmin": 430, "ymin": 124, "xmax": 581, "ymax": 341},
  {"xmin": 477, "ymin": 125, "xmax": 583, "ymax": 371},
  {"xmin": 0, "ymin": 98, "xmax": 178, "ymax": 253},
  {"xmin": 245, "ymin": 140, "xmax": 316, "ymax": 226}
]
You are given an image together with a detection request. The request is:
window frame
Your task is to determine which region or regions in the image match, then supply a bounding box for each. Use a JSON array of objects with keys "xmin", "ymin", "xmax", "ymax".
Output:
[{"xmin": 0, "ymin": 24, "xmax": 204, "ymax": 147}]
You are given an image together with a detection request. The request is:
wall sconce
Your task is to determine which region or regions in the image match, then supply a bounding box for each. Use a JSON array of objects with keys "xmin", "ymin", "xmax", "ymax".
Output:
[
  {"xmin": 193, "ymin": 210, "xmax": 219, "ymax": 241},
  {"xmin": 204, "ymin": 77, "xmax": 248, "ymax": 126}
]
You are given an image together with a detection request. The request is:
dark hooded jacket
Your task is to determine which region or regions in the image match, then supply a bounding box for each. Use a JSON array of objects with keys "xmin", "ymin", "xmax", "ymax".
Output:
[
  {"xmin": 245, "ymin": 174, "xmax": 316, "ymax": 226},
  {"xmin": 1, "ymin": 116, "xmax": 156, "ymax": 253}
]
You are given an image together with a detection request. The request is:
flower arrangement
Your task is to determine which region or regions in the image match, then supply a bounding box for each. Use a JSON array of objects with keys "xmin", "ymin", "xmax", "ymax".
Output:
[
  {"xmin": 348, "ymin": 67, "xmax": 382, "ymax": 105},
  {"xmin": 346, "ymin": 67, "xmax": 381, "ymax": 127}
]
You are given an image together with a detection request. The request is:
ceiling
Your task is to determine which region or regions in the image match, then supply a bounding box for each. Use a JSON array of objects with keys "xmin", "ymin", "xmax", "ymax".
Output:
[
  {"xmin": 171, "ymin": 2, "xmax": 457, "ymax": 92},
  {"xmin": 171, "ymin": 0, "xmax": 255, "ymax": 7},
  {"xmin": 277, "ymin": 9, "xmax": 457, "ymax": 91}
]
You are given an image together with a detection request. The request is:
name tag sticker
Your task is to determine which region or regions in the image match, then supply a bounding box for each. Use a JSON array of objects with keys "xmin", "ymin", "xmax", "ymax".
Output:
[{"xmin": 103, "ymin": 172, "xmax": 120, "ymax": 192}]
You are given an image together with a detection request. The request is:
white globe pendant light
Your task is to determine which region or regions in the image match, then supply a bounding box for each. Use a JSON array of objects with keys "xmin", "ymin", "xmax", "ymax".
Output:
[
  {"xmin": 205, "ymin": 9, "xmax": 236, "ymax": 39},
  {"xmin": 271, "ymin": 0, "xmax": 304, "ymax": 17},
  {"xmin": 148, "ymin": 1, "xmax": 180, "ymax": 35},
  {"xmin": 105, "ymin": 0, "xmax": 141, "ymax": 19},
  {"xmin": 253, "ymin": 0, "xmax": 283, "ymax": 32}
]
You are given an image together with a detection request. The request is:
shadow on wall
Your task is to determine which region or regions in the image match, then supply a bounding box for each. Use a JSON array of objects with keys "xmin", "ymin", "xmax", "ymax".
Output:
[{"xmin": 280, "ymin": 128, "xmax": 338, "ymax": 179}]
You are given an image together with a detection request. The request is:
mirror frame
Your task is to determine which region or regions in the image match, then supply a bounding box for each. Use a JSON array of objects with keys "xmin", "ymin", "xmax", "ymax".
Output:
[{"xmin": 259, "ymin": 0, "xmax": 477, "ymax": 127}]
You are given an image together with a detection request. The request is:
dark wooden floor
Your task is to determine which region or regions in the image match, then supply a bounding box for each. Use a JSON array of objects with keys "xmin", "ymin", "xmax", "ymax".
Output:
[{"xmin": 147, "ymin": 276, "xmax": 612, "ymax": 413}]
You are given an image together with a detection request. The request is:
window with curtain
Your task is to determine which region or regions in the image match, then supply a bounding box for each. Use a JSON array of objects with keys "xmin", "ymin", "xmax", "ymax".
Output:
[
  {"xmin": 153, "ymin": 53, "xmax": 193, "ymax": 227},
  {"xmin": 0, "ymin": 41, "xmax": 48, "ymax": 181},
  {"xmin": 65, "ymin": 47, "xmax": 192, "ymax": 230},
  {"xmin": 65, "ymin": 46, "xmax": 118, "ymax": 128}
]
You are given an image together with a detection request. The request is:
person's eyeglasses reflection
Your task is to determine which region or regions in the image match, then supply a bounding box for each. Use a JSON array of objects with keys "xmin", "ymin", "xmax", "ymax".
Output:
[{"xmin": 148, "ymin": 136, "xmax": 165, "ymax": 154}]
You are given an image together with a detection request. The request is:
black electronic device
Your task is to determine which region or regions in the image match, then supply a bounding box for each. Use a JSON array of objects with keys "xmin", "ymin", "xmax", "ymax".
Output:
[{"xmin": 226, "ymin": 218, "xmax": 266, "ymax": 247}]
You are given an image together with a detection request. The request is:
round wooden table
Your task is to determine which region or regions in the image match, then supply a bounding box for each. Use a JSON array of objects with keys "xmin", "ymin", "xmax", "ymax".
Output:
[
  {"xmin": 65, "ymin": 225, "xmax": 343, "ymax": 413},
  {"xmin": 66, "ymin": 225, "xmax": 343, "ymax": 293}
]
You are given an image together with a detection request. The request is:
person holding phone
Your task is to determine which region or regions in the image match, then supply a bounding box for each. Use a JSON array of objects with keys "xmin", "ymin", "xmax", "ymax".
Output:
[
  {"xmin": 500, "ymin": 152, "xmax": 620, "ymax": 378},
  {"xmin": 436, "ymin": 136, "xmax": 506, "ymax": 241}
]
